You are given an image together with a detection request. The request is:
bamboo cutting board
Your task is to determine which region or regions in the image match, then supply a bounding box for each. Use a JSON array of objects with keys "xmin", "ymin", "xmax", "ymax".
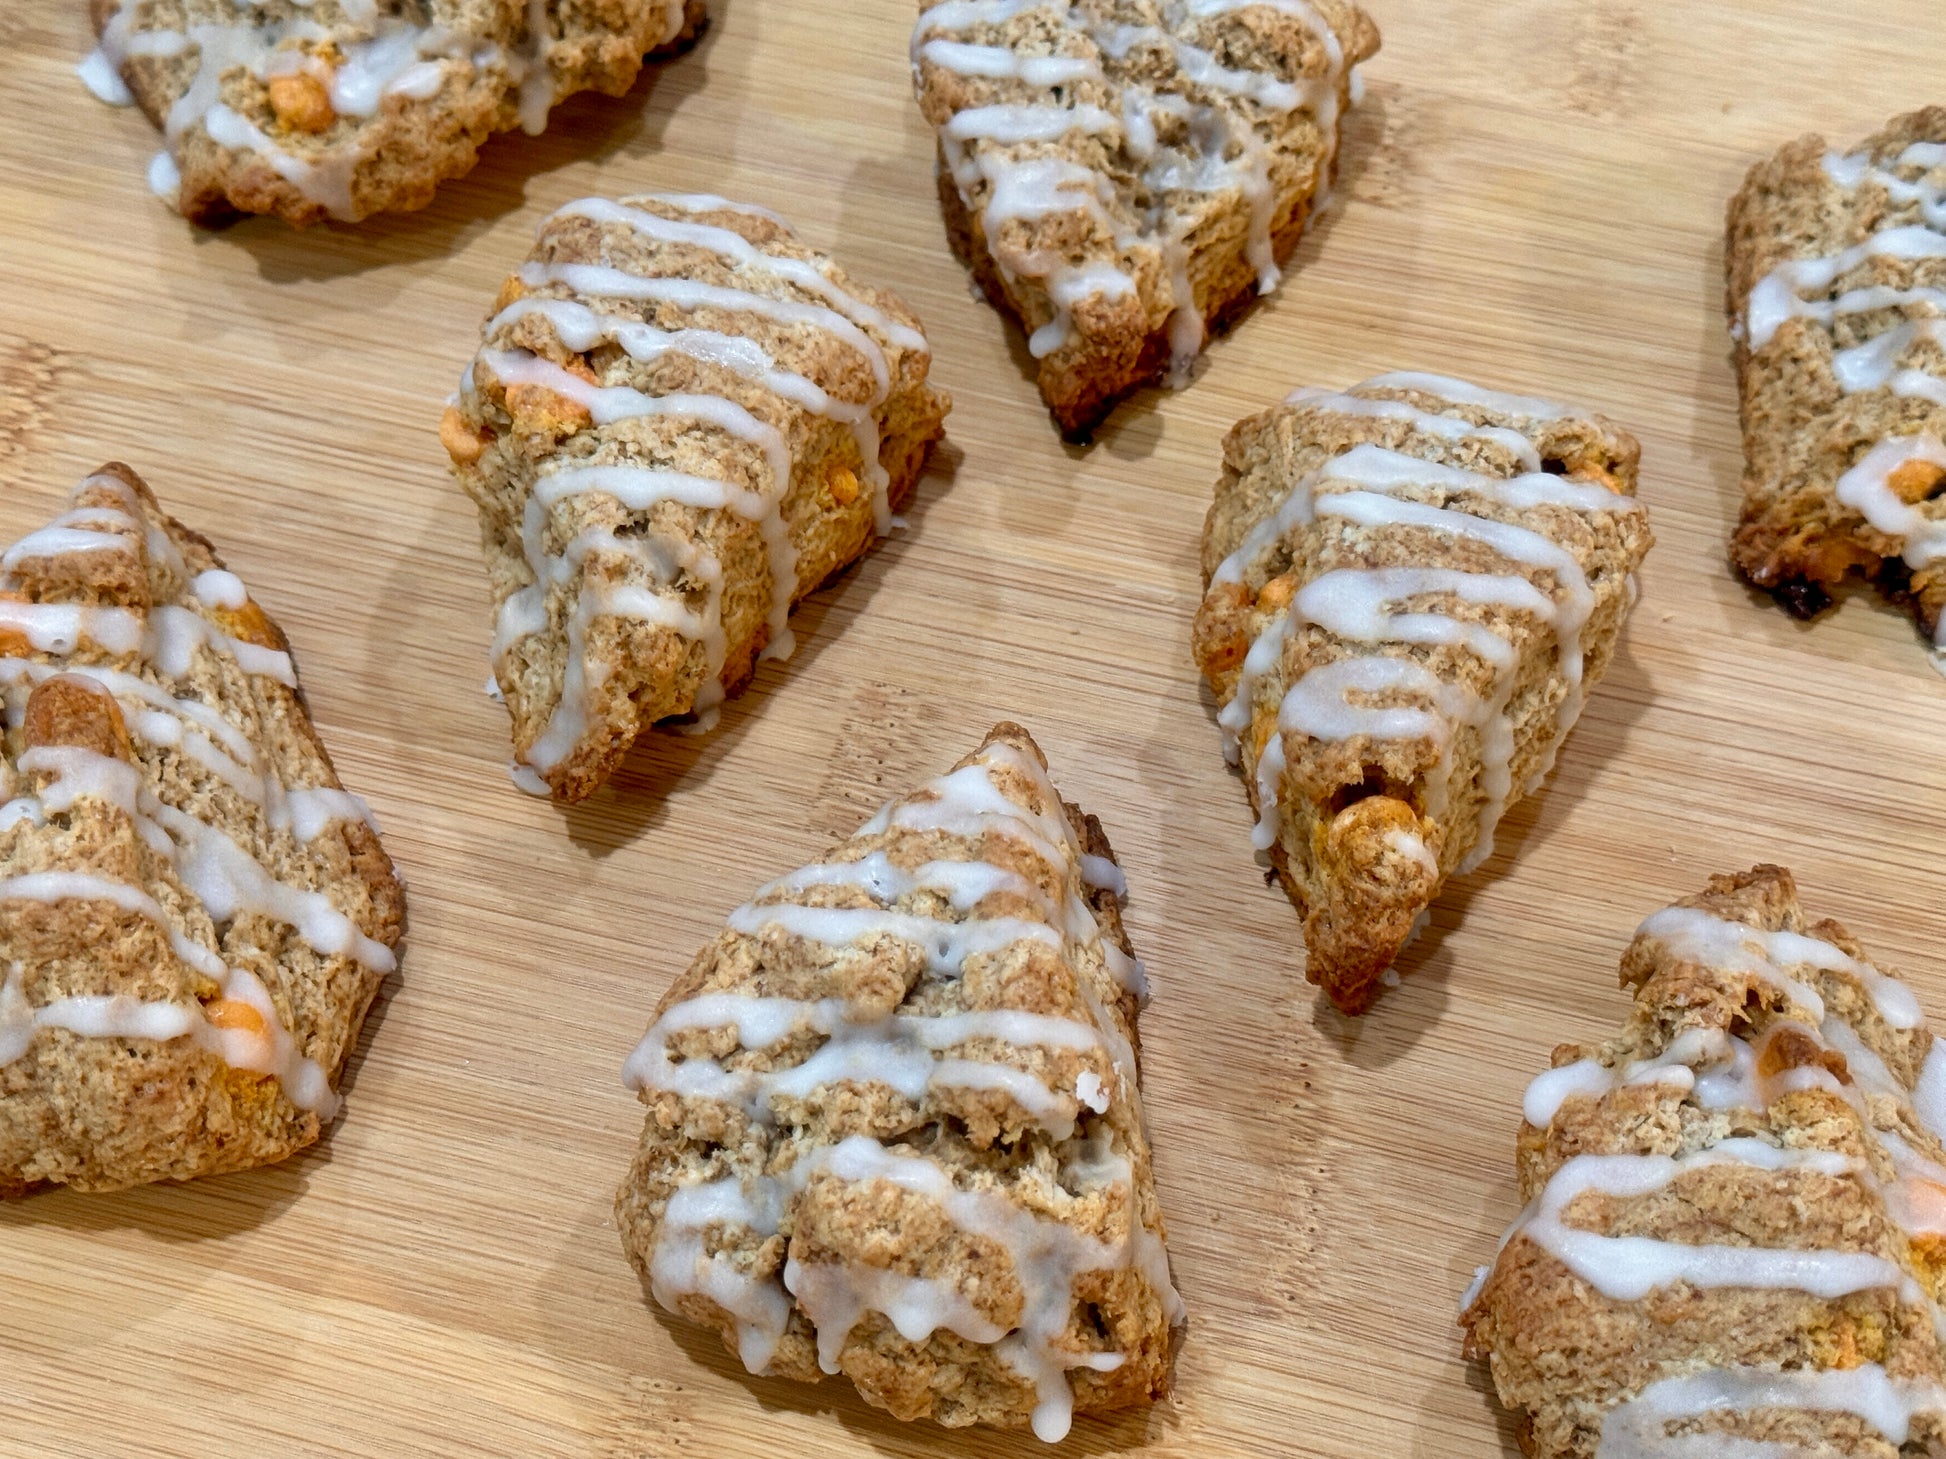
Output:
[{"xmin": 5, "ymin": 1, "xmax": 1946, "ymax": 1454}]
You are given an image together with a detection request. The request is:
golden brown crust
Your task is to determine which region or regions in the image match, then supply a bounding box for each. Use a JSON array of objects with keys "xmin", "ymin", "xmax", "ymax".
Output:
[
  {"xmin": 0, "ymin": 465, "xmax": 403, "ymax": 1193},
  {"xmin": 449, "ymin": 193, "xmax": 951, "ymax": 803},
  {"xmin": 615, "ymin": 723, "xmax": 1179, "ymax": 1434},
  {"xmin": 93, "ymin": 0, "xmax": 708, "ymax": 227},
  {"xmin": 914, "ymin": 0, "xmax": 1379, "ymax": 439},
  {"xmin": 1726, "ymin": 107, "xmax": 1946, "ymax": 635},
  {"xmin": 1192, "ymin": 376, "xmax": 1652, "ymax": 1013},
  {"xmin": 1462, "ymin": 867, "xmax": 1946, "ymax": 1458}
]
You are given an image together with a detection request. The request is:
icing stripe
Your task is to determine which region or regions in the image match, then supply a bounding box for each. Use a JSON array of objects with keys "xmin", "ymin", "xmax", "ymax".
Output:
[{"xmin": 623, "ymin": 736, "xmax": 1178, "ymax": 1440}]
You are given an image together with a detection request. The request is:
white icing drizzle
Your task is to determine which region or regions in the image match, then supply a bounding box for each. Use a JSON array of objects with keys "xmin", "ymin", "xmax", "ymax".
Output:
[
  {"xmin": 0, "ymin": 874, "xmax": 335, "ymax": 1116},
  {"xmin": 785, "ymin": 1251, "xmax": 1010, "ymax": 1374},
  {"xmin": 1832, "ymin": 318, "xmax": 1946, "ymax": 407},
  {"xmin": 1734, "ymin": 145, "xmax": 1946, "ymax": 602},
  {"xmin": 648, "ymin": 192, "xmax": 792, "ymax": 228},
  {"xmin": 0, "ymin": 477, "xmax": 393, "ymax": 1114},
  {"xmin": 1520, "ymin": 908, "xmax": 1931, "ymax": 1130},
  {"xmin": 147, "ymin": 150, "xmax": 183, "ymax": 206},
  {"xmin": 84, "ymin": 1, "xmax": 693, "ymax": 217},
  {"xmin": 469, "ymin": 197, "xmax": 930, "ymax": 791},
  {"xmin": 1516, "ymin": 1143, "xmax": 1897, "ymax": 1304},
  {"xmin": 1599, "ymin": 1365, "xmax": 1946, "ymax": 1458},
  {"xmin": 914, "ymin": 0, "xmax": 1356, "ymax": 370},
  {"xmin": 547, "ymin": 199, "xmax": 929, "ymax": 357},
  {"xmin": 191, "ymin": 568, "xmax": 249, "ymax": 610},
  {"xmin": 1210, "ymin": 382, "xmax": 1642, "ymax": 875},
  {"xmin": 507, "ymin": 258, "xmax": 896, "ymax": 530},
  {"xmin": 1358, "ymin": 371, "xmax": 1587, "ymax": 422},
  {"xmin": 1743, "ymin": 224, "xmax": 1946, "ymax": 353},
  {"xmin": 1832, "ymin": 436, "xmax": 1946, "ymax": 611},
  {"xmin": 1483, "ymin": 892, "xmax": 1946, "ymax": 1456},
  {"xmin": 78, "ymin": 47, "xmax": 134, "ymax": 106},
  {"xmin": 476, "ymin": 348, "xmax": 799, "ymax": 775},
  {"xmin": 1284, "ymin": 385, "xmax": 1547, "ymax": 468},
  {"xmin": 627, "ymin": 992, "xmax": 1109, "ymax": 1136},
  {"xmin": 623, "ymin": 737, "xmax": 1179, "ymax": 1439},
  {"xmin": 1636, "ymin": 906, "xmax": 1831, "ymax": 1022},
  {"xmin": 1078, "ymin": 851, "xmax": 1127, "ymax": 898}
]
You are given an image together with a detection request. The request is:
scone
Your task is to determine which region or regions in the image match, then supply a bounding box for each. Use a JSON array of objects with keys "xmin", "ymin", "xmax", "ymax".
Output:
[
  {"xmin": 0, "ymin": 465, "xmax": 403, "ymax": 1194},
  {"xmin": 444, "ymin": 193, "xmax": 951, "ymax": 803},
  {"xmin": 1462, "ymin": 866, "xmax": 1946, "ymax": 1458},
  {"xmin": 1192, "ymin": 373, "xmax": 1653, "ymax": 1014},
  {"xmin": 83, "ymin": 0, "xmax": 706, "ymax": 226},
  {"xmin": 615, "ymin": 723, "xmax": 1182, "ymax": 1440},
  {"xmin": 1727, "ymin": 107, "xmax": 1946, "ymax": 651},
  {"xmin": 912, "ymin": 0, "xmax": 1379, "ymax": 439}
]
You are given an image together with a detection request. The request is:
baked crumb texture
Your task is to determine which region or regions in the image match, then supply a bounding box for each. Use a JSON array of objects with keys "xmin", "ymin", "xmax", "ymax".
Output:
[
  {"xmin": 1727, "ymin": 107, "xmax": 1946, "ymax": 649},
  {"xmin": 84, "ymin": 0, "xmax": 708, "ymax": 226},
  {"xmin": 615, "ymin": 723, "xmax": 1182, "ymax": 1441},
  {"xmin": 444, "ymin": 193, "xmax": 951, "ymax": 803},
  {"xmin": 1462, "ymin": 866, "xmax": 1946, "ymax": 1459},
  {"xmin": 912, "ymin": 0, "xmax": 1380, "ymax": 439},
  {"xmin": 1192, "ymin": 374, "xmax": 1653, "ymax": 1015},
  {"xmin": 0, "ymin": 465, "xmax": 403, "ymax": 1195}
]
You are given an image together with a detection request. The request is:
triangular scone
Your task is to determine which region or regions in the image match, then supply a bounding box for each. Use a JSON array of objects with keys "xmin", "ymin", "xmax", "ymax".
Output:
[
  {"xmin": 1463, "ymin": 867, "xmax": 1946, "ymax": 1458},
  {"xmin": 1727, "ymin": 107, "xmax": 1946, "ymax": 649},
  {"xmin": 1192, "ymin": 374, "xmax": 1653, "ymax": 1014},
  {"xmin": 86, "ymin": 0, "xmax": 705, "ymax": 226},
  {"xmin": 445, "ymin": 194, "xmax": 952, "ymax": 803},
  {"xmin": 616, "ymin": 724, "xmax": 1181, "ymax": 1440},
  {"xmin": 912, "ymin": 0, "xmax": 1379, "ymax": 439},
  {"xmin": 0, "ymin": 466, "xmax": 403, "ymax": 1194}
]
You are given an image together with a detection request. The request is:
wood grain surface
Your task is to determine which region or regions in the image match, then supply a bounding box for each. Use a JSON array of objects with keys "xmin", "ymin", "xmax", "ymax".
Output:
[{"xmin": 5, "ymin": 1, "xmax": 1946, "ymax": 1454}]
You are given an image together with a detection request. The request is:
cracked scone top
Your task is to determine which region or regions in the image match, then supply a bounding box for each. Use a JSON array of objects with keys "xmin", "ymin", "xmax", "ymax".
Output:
[
  {"xmin": 82, "ymin": 0, "xmax": 706, "ymax": 225},
  {"xmin": 912, "ymin": 0, "xmax": 1379, "ymax": 438},
  {"xmin": 1727, "ymin": 107, "xmax": 1946, "ymax": 653},
  {"xmin": 1192, "ymin": 374, "xmax": 1653, "ymax": 1014},
  {"xmin": 444, "ymin": 193, "xmax": 951, "ymax": 803},
  {"xmin": 0, "ymin": 465, "xmax": 402, "ymax": 1194},
  {"xmin": 1462, "ymin": 867, "xmax": 1946, "ymax": 1459},
  {"xmin": 615, "ymin": 724, "xmax": 1181, "ymax": 1440}
]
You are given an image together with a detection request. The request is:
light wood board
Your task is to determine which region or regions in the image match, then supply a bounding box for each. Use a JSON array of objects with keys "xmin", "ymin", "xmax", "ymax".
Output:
[{"xmin": 5, "ymin": 1, "xmax": 1946, "ymax": 1454}]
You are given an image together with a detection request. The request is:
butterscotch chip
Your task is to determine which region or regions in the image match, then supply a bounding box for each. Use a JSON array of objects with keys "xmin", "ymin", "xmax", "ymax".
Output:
[
  {"xmin": 439, "ymin": 404, "xmax": 487, "ymax": 467},
  {"xmin": 615, "ymin": 723, "xmax": 1182, "ymax": 1437},
  {"xmin": 1192, "ymin": 373, "xmax": 1653, "ymax": 1014},
  {"xmin": 0, "ymin": 464, "xmax": 404, "ymax": 1194},
  {"xmin": 912, "ymin": 0, "xmax": 1379, "ymax": 438},
  {"xmin": 85, "ymin": 0, "xmax": 709, "ymax": 226},
  {"xmin": 266, "ymin": 71, "xmax": 335, "ymax": 134},
  {"xmin": 448, "ymin": 193, "xmax": 951, "ymax": 803},
  {"xmin": 1726, "ymin": 107, "xmax": 1946, "ymax": 648},
  {"xmin": 1462, "ymin": 866, "xmax": 1946, "ymax": 1458}
]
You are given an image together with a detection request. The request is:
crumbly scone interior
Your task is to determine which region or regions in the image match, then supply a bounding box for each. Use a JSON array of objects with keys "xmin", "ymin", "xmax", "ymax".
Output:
[
  {"xmin": 1727, "ymin": 107, "xmax": 1946, "ymax": 643},
  {"xmin": 86, "ymin": 0, "xmax": 703, "ymax": 222},
  {"xmin": 615, "ymin": 724, "xmax": 1181, "ymax": 1440},
  {"xmin": 912, "ymin": 0, "xmax": 1378, "ymax": 395},
  {"xmin": 1462, "ymin": 866, "xmax": 1946, "ymax": 1459},
  {"xmin": 444, "ymin": 193, "xmax": 948, "ymax": 803},
  {"xmin": 0, "ymin": 465, "xmax": 401, "ymax": 1191},
  {"xmin": 1192, "ymin": 373, "xmax": 1652, "ymax": 1014}
]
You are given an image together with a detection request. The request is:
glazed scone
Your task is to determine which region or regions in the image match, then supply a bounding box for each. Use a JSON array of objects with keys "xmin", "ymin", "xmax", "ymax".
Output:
[
  {"xmin": 0, "ymin": 465, "xmax": 403, "ymax": 1194},
  {"xmin": 82, "ymin": 0, "xmax": 706, "ymax": 226},
  {"xmin": 1727, "ymin": 107, "xmax": 1946, "ymax": 650},
  {"xmin": 1461, "ymin": 866, "xmax": 1946, "ymax": 1458},
  {"xmin": 1192, "ymin": 374, "xmax": 1653, "ymax": 1014},
  {"xmin": 912, "ymin": 0, "xmax": 1379, "ymax": 439},
  {"xmin": 615, "ymin": 723, "xmax": 1182, "ymax": 1440},
  {"xmin": 444, "ymin": 193, "xmax": 951, "ymax": 803}
]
